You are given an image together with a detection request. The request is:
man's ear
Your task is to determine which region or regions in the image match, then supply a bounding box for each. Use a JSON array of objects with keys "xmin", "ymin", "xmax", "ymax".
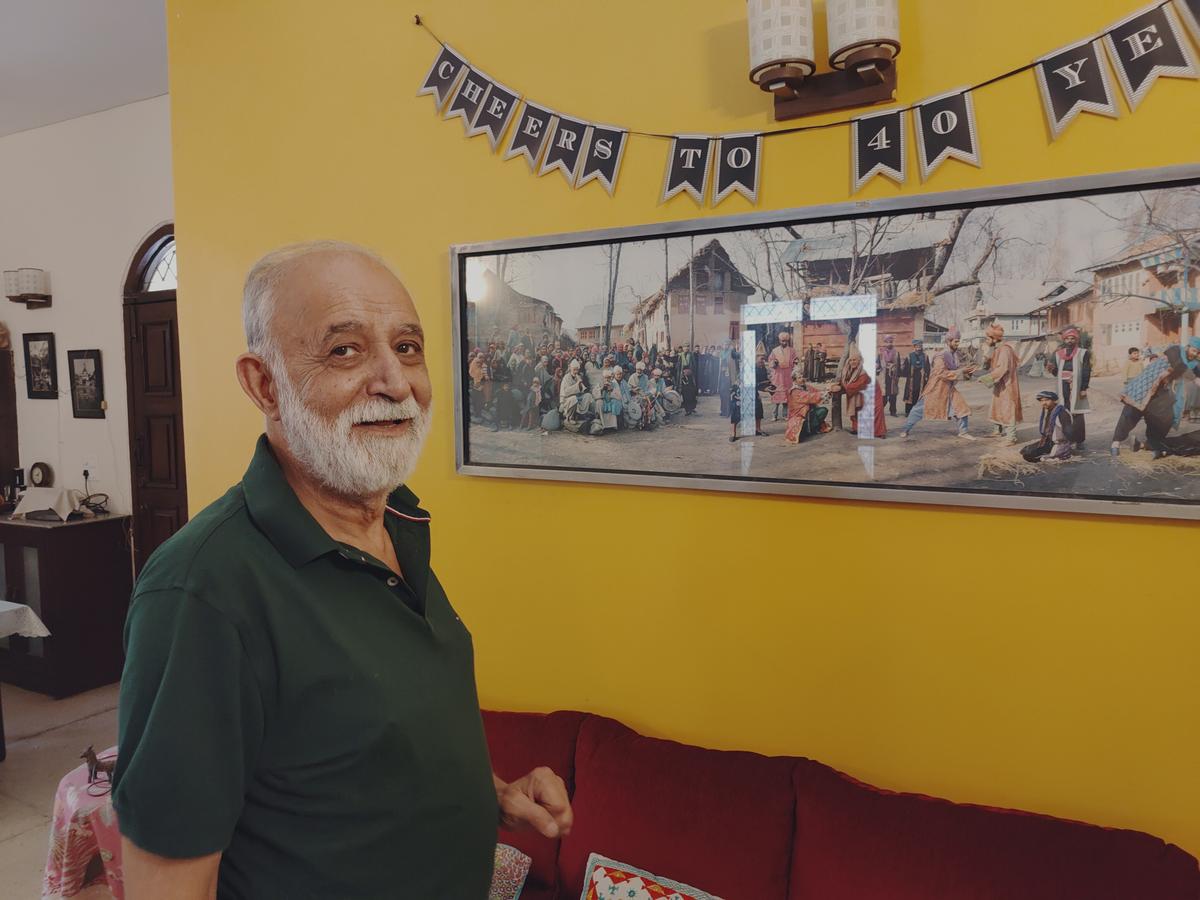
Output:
[{"xmin": 236, "ymin": 353, "xmax": 282, "ymax": 422}]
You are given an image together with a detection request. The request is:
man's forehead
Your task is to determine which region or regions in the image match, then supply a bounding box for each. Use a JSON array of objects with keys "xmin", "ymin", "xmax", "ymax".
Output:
[{"xmin": 277, "ymin": 252, "xmax": 419, "ymax": 333}]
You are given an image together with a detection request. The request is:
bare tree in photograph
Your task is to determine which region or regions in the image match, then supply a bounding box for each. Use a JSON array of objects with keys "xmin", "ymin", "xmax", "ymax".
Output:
[{"xmin": 602, "ymin": 243, "xmax": 623, "ymax": 347}]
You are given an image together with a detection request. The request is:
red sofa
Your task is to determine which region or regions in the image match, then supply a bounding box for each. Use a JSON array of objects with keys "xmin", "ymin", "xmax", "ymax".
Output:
[{"xmin": 483, "ymin": 710, "xmax": 1200, "ymax": 900}]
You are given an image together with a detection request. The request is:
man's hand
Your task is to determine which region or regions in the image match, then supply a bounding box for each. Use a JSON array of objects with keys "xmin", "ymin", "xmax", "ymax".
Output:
[{"xmin": 495, "ymin": 768, "xmax": 573, "ymax": 839}]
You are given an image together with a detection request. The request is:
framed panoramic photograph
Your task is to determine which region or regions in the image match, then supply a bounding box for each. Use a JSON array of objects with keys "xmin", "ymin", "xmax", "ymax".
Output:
[
  {"xmin": 451, "ymin": 165, "xmax": 1200, "ymax": 521},
  {"xmin": 67, "ymin": 349, "xmax": 105, "ymax": 419},
  {"xmin": 22, "ymin": 332, "xmax": 58, "ymax": 399}
]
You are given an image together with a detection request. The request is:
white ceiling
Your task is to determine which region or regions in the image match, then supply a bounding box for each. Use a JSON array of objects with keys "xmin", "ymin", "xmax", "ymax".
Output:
[{"xmin": 0, "ymin": 0, "xmax": 167, "ymax": 138}]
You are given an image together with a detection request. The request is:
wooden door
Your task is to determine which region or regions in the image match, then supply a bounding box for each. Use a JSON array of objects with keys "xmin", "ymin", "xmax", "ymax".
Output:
[{"xmin": 125, "ymin": 299, "xmax": 188, "ymax": 572}]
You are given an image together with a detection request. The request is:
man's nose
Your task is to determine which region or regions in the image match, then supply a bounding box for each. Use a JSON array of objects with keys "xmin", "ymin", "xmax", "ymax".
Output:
[{"xmin": 365, "ymin": 345, "xmax": 415, "ymax": 400}]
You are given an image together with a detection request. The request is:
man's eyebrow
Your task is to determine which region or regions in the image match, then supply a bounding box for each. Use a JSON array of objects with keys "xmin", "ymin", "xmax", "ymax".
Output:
[
  {"xmin": 395, "ymin": 324, "xmax": 425, "ymax": 340},
  {"xmin": 320, "ymin": 320, "xmax": 365, "ymax": 342}
]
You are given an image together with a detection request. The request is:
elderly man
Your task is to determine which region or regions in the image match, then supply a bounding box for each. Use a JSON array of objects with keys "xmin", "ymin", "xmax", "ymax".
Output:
[
  {"xmin": 113, "ymin": 242, "xmax": 572, "ymax": 899},
  {"xmin": 1046, "ymin": 326, "xmax": 1091, "ymax": 448}
]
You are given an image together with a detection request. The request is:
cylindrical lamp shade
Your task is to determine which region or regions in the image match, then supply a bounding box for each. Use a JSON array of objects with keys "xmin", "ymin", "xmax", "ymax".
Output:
[
  {"xmin": 826, "ymin": 0, "xmax": 900, "ymax": 69},
  {"xmin": 3, "ymin": 271, "xmax": 19, "ymax": 301},
  {"xmin": 17, "ymin": 268, "xmax": 48, "ymax": 299},
  {"xmin": 747, "ymin": 0, "xmax": 816, "ymax": 86}
]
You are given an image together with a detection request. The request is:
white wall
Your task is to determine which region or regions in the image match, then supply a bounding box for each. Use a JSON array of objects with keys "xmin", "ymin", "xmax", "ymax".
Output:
[{"xmin": 0, "ymin": 95, "xmax": 173, "ymax": 515}]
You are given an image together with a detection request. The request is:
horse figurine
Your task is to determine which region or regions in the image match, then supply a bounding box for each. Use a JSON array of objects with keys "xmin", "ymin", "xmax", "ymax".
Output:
[{"xmin": 80, "ymin": 746, "xmax": 115, "ymax": 784}]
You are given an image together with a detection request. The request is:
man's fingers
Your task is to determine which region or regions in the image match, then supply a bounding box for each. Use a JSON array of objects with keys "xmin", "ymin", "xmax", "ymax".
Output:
[
  {"xmin": 502, "ymin": 789, "xmax": 560, "ymax": 838},
  {"xmin": 529, "ymin": 768, "xmax": 573, "ymax": 833}
]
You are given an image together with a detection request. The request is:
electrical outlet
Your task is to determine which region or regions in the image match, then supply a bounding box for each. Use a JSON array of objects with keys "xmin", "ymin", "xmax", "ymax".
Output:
[{"xmin": 82, "ymin": 461, "xmax": 99, "ymax": 485}]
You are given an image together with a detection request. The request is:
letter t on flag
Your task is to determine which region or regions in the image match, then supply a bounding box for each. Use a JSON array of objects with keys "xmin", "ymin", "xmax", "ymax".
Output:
[
  {"xmin": 661, "ymin": 136, "xmax": 714, "ymax": 204},
  {"xmin": 851, "ymin": 108, "xmax": 905, "ymax": 192}
]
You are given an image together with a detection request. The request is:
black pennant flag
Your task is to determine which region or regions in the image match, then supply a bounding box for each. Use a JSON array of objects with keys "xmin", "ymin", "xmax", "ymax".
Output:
[
  {"xmin": 575, "ymin": 124, "xmax": 628, "ymax": 195},
  {"xmin": 444, "ymin": 68, "xmax": 494, "ymax": 133},
  {"xmin": 712, "ymin": 134, "xmax": 762, "ymax": 205},
  {"xmin": 416, "ymin": 45, "xmax": 468, "ymax": 110},
  {"xmin": 1035, "ymin": 38, "xmax": 1119, "ymax": 139},
  {"xmin": 914, "ymin": 89, "xmax": 981, "ymax": 181},
  {"xmin": 538, "ymin": 115, "xmax": 590, "ymax": 185},
  {"xmin": 662, "ymin": 136, "xmax": 713, "ymax": 204},
  {"xmin": 1178, "ymin": 0, "xmax": 1200, "ymax": 44},
  {"xmin": 465, "ymin": 79, "xmax": 520, "ymax": 150},
  {"xmin": 851, "ymin": 109, "xmax": 906, "ymax": 192},
  {"xmin": 503, "ymin": 102, "xmax": 554, "ymax": 171},
  {"xmin": 1103, "ymin": 2, "xmax": 1199, "ymax": 111}
]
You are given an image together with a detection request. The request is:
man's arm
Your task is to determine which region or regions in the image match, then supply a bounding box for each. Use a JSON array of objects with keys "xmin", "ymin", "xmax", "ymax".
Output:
[{"xmin": 122, "ymin": 840, "xmax": 221, "ymax": 900}]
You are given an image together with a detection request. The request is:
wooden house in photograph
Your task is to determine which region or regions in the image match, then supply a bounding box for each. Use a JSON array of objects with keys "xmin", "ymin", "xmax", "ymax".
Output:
[
  {"xmin": 628, "ymin": 239, "xmax": 757, "ymax": 350},
  {"xmin": 574, "ymin": 300, "xmax": 636, "ymax": 346},
  {"xmin": 780, "ymin": 216, "xmax": 962, "ymax": 362},
  {"xmin": 1079, "ymin": 233, "xmax": 1199, "ymax": 374}
]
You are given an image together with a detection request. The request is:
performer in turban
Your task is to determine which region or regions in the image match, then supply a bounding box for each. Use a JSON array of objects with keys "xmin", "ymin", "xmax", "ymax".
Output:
[
  {"xmin": 1045, "ymin": 326, "xmax": 1090, "ymax": 448},
  {"xmin": 899, "ymin": 327, "xmax": 977, "ymax": 440},
  {"xmin": 979, "ymin": 322, "xmax": 1023, "ymax": 445},
  {"xmin": 785, "ymin": 369, "xmax": 830, "ymax": 444},
  {"xmin": 835, "ymin": 348, "xmax": 886, "ymax": 438}
]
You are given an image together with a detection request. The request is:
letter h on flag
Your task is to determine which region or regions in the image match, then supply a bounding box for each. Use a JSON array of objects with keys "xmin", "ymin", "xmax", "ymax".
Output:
[{"xmin": 1034, "ymin": 37, "xmax": 1119, "ymax": 139}]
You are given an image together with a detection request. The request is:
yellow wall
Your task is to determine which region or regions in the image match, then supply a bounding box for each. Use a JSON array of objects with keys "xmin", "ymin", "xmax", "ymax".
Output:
[{"xmin": 167, "ymin": 1, "xmax": 1200, "ymax": 856}]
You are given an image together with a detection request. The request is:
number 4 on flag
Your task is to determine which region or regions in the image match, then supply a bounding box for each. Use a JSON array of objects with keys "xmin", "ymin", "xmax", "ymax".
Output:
[{"xmin": 851, "ymin": 109, "xmax": 906, "ymax": 192}]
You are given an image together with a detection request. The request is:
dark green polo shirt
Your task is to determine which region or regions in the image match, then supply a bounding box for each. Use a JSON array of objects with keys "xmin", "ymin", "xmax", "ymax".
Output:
[{"xmin": 112, "ymin": 436, "xmax": 498, "ymax": 899}]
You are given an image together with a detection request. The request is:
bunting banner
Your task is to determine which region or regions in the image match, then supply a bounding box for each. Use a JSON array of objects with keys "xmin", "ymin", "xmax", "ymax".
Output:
[
  {"xmin": 415, "ymin": 0, "xmax": 1199, "ymax": 204},
  {"xmin": 539, "ymin": 114, "xmax": 590, "ymax": 184},
  {"xmin": 503, "ymin": 101, "xmax": 554, "ymax": 171},
  {"xmin": 1102, "ymin": 1, "xmax": 1199, "ymax": 110},
  {"xmin": 913, "ymin": 89, "xmax": 981, "ymax": 181},
  {"xmin": 444, "ymin": 67, "xmax": 494, "ymax": 132},
  {"xmin": 851, "ymin": 108, "xmax": 906, "ymax": 192},
  {"xmin": 575, "ymin": 124, "xmax": 628, "ymax": 194},
  {"xmin": 661, "ymin": 135, "xmax": 714, "ymax": 204},
  {"xmin": 1035, "ymin": 38, "xmax": 1120, "ymax": 139},
  {"xmin": 1178, "ymin": 0, "xmax": 1200, "ymax": 43},
  {"xmin": 467, "ymin": 79, "xmax": 520, "ymax": 150},
  {"xmin": 712, "ymin": 133, "xmax": 763, "ymax": 205},
  {"xmin": 416, "ymin": 44, "xmax": 467, "ymax": 110}
]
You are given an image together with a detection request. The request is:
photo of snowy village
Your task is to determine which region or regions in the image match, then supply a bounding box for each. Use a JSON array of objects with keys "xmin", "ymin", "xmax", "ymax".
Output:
[{"xmin": 458, "ymin": 179, "xmax": 1200, "ymax": 510}]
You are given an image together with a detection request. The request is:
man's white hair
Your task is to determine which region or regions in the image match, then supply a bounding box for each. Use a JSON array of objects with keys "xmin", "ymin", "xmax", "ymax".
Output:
[{"xmin": 242, "ymin": 240, "xmax": 394, "ymax": 359}]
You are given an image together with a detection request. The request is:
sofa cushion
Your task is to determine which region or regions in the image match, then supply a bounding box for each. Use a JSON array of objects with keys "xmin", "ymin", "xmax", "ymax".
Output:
[
  {"xmin": 483, "ymin": 710, "xmax": 587, "ymax": 900},
  {"xmin": 581, "ymin": 852, "xmax": 724, "ymax": 900},
  {"xmin": 788, "ymin": 758, "xmax": 1200, "ymax": 900},
  {"xmin": 558, "ymin": 715, "xmax": 795, "ymax": 900}
]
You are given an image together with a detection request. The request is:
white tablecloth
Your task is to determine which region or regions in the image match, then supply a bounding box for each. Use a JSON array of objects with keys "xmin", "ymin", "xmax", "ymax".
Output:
[{"xmin": 0, "ymin": 600, "xmax": 50, "ymax": 638}]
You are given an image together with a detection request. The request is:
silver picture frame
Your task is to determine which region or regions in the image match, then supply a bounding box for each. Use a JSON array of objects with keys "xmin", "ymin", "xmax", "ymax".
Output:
[{"xmin": 451, "ymin": 164, "xmax": 1200, "ymax": 521}]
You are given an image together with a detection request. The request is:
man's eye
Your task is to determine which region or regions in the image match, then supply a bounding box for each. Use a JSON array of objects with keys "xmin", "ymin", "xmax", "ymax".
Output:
[
  {"xmin": 331, "ymin": 345, "xmax": 356, "ymax": 358},
  {"xmin": 397, "ymin": 342, "xmax": 422, "ymax": 355}
]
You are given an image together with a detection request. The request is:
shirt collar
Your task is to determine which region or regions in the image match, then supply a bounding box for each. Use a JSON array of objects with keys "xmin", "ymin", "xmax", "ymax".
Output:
[{"xmin": 242, "ymin": 435, "xmax": 429, "ymax": 569}]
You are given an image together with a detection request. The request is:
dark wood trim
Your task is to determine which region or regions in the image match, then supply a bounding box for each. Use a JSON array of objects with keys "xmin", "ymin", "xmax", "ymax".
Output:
[{"xmin": 123, "ymin": 223, "xmax": 175, "ymax": 304}]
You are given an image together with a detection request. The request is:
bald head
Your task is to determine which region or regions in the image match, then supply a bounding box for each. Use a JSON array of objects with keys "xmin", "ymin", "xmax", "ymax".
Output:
[{"xmin": 243, "ymin": 240, "xmax": 404, "ymax": 358}]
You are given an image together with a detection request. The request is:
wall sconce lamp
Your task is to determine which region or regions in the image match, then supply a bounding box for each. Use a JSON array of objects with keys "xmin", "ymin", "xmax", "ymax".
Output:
[
  {"xmin": 4, "ymin": 268, "xmax": 52, "ymax": 308},
  {"xmin": 748, "ymin": 0, "xmax": 900, "ymax": 121}
]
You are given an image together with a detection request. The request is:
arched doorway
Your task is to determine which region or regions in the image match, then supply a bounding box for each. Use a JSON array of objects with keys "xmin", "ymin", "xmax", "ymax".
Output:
[{"xmin": 123, "ymin": 224, "xmax": 188, "ymax": 573}]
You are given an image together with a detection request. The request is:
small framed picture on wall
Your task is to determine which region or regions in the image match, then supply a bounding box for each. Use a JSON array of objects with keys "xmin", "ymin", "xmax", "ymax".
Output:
[
  {"xmin": 67, "ymin": 349, "xmax": 105, "ymax": 419},
  {"xmin": 22, "ymin": 332, "xmax": 58, "ymax": 399}
]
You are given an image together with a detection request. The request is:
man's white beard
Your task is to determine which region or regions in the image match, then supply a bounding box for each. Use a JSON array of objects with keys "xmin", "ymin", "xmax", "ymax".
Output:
[{"xmin": 274, "ymin": 367, "xmax": 431, "ymax": 499}]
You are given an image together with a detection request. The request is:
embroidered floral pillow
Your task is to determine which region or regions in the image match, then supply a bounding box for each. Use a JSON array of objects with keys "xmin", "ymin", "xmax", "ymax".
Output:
[
  {"xmin": 579, "ymin": 853, "xmax": 724, "ymax": 900},
  {"xmin": 489, "ymin": 843, "xmax": 532, "ymax": 900}
]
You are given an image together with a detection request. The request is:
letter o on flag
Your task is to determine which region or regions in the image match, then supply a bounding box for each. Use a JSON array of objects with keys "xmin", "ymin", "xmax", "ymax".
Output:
[
  {"xmin": 931, "ymin": 110, "xmax": 958, "ymax": 135},
  {"xmin": 726, "ymin": 146, "xmax": 752, "ymax": 169}
]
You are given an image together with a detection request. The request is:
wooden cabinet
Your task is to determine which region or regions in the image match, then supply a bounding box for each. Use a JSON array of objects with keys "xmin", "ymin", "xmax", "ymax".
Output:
[{"xmin": 0, "ymin": 515, "xmax": 133, "ymax": 697}]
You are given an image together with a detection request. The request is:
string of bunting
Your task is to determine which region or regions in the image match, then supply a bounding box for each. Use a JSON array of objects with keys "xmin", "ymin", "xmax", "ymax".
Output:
[{"xmin": 416, "ymin": 0, "xmax": 1200, "ymax": 206}]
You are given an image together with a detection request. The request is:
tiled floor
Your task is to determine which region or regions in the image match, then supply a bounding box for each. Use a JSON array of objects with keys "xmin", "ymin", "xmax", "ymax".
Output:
[{"xmin": 0, "ymin": 682, "xmax": 119, "ymax": 899}]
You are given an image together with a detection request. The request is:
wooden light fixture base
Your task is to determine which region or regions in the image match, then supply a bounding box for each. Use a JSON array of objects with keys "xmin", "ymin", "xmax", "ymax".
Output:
[{"xmin": 769, "ymin": 48, "xmax": 898, "ymax": 121}]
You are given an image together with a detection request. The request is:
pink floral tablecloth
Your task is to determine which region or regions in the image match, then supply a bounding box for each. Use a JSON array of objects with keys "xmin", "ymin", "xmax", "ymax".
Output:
[{"xmin": 42, "ymin": 747, "xmax": 122, "ymax": 900}]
